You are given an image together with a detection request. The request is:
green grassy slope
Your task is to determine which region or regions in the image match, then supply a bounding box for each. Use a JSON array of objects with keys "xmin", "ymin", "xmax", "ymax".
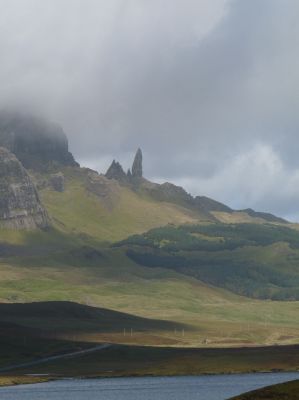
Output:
[
  {"xmin": 36, "ymin": 167, "xmax": 285, "ymax": 242},
  {"xmin": 0, "ymin": 167, "xmax": 299, "ymax": 347},
  {"xmin": 0, "ymin": 244, "xmax": 299, "ymax": 347},
  {"xmin": 38, "ymin": 168, "xmax": 203, "ymax": 242},
  {"xmin": 118, "ymin": 223, "xmax": 299, "ymax": 300}
]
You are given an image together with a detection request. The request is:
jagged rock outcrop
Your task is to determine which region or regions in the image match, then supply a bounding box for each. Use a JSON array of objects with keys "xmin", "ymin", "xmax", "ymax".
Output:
[
  {"xmin": 131, "ymin": 148, "xmax": 143, "ymax": 178},
  {"xmin": 50, "ymin": 172, "xmax": 65, "ymax": 192},
  {"xmin": 0, "ymin": 147, "xmax": 49, "ymax": 229},
  {"xmin": 105, "ymin": 160, "xmax": 128, "ymax": 183},
  {"xmin": 0, "ymin": 111, "xmax": 79, "ymax": 171},
  {"xmin": 144, "ymin": 181, "xmax": 194, "ymax": 205},
  {"xmin": 85, "ymin": 169, "xmax": 121, "ymax": 210},
  {"xmin": 103, "ymin": 148, "xmax": 284, "ymax": 224},
  {"xmin": 239, "ymin": 208, "xmax": 288, "ymax": 224},
  {"xmin": 105, "ymin": 148, "xmax": 143, "ymax": 184},
  {"xmin": 194, "ymin": 196, "xmax": 232, "ymax": 213}
]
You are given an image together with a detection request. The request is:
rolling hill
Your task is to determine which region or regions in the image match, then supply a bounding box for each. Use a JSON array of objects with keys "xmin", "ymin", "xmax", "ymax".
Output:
[
  {"xmin": 0, "ymin": 112, "xmax": 299, "ymax": 349},
  {"xmin": 117, "ymin": 223, "xmax": 299, "ymax": 300}
]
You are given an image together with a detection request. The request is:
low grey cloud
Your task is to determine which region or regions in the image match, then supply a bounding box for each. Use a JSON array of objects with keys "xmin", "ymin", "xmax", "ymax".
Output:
[{"xmin": 0, "ymin": 0, "xmax": 298, "ymax": 219}]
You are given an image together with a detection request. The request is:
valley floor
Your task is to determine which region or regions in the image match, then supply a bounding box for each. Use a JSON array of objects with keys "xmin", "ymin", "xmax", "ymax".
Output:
[
  {"xmin": 1, "ymin": 343, "xmax": 299, "ymax": 384},
  {"xmin": 1, "ymin": 247, "xmax": 299, "ymax": 349}
]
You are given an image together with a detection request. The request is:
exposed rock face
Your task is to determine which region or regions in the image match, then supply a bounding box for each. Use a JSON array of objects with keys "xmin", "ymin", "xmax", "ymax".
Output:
[
  {"xmin": 0, "ymin": 147, "xmax": 49, "ymax": 229},
  {"xmin": 0, "ymin": 111, "xmax": 79, "ymax": 171},
  {"xmin": 194, "ymin": 196, "xmax": 232, "ymax": 213},
  {"xmin": 131, "ymin": 148, "xmax": 143, "ymax": 178},
  {"xmin": 240, "ymin": 208, "xmax": 288, "ymax": 224},
  {"xmin": 105, "ymin": 160, "xmax": 128, "ymax": 183},
  {"xmin": 86, "ymin": 169, "xmax": 121, "ymax": 210},
  {"xmin": 145, "ymin": 181, "xmax": 194, "ymax": 205},
  {"xmin": 50, "ymin": 172, "xmax": 65, "ymax": 192}
]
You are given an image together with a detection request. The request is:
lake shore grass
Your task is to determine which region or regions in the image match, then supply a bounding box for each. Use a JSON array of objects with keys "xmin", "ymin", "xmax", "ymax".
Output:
[
  {"xmin": 230, "ymin": 378, "xmax": 299, "ymax": 399},
  {"xmin": 1, "ymin": 302, "xmax": 299, "ymax": 388},
  {"xmin": 1, "ymin": 343, "xmax": 299, "ymax": 384},
  {"xmin": 0, "ymin": 375, "xmax": 52, "ymax": 387}
]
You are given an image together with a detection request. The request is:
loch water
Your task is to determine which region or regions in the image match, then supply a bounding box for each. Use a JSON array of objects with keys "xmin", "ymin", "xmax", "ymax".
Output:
[{"xmin": 1, "ymin": 372, "xmax": 299, "ymax": 400}]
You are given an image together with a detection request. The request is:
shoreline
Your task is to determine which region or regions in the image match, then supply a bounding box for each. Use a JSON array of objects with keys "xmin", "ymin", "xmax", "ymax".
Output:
[
  {"xmin": 1, "ymin": 342, "xmax": 299, "ymax": 387},
  {"xmin": 0, "ymin": 376, "xmax": 54, "ymax": 387},
  {"xmin": 1, "ymin": 367, "xmax": 299, "ymax": 388}
]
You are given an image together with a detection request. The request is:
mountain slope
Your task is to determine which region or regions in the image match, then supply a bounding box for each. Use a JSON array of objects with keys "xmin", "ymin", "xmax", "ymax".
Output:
[
  {"xmin": 38, "ymin": 167, "xmax": 207, "ymax": 242},
  {"xmin": 0, "ymin": 111, "xmax": 288, "ymax": 239},
  {"xmin": 117, "ymin": 223, "xmax": 299, "ymax": 300},
  {"xmin": 0, "ymin": 244, "xmax": 299, "ymax": 347},
  {"xmin": 1, "ymin": 112, "xmax": 299, "ymax": 348}
]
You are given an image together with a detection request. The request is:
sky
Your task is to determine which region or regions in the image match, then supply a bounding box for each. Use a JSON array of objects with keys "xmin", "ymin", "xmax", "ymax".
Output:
[{"xmin": 0, "ymin": 0, "xmax": 298, "ymax": 220}]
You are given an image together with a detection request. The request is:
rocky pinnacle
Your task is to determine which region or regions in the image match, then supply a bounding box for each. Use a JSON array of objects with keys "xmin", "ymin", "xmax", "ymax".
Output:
[
  {"xmin": 105, "ymin": 160, "xmax": 128, "ymax": 182},
  {"xmin": 131, "ymin": 148, "xmax": 143, "ymax": 178}
]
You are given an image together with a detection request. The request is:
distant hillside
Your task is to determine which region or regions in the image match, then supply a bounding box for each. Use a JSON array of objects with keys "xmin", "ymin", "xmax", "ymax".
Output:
[
  {"xmin": 117, "ymin": 223, "xmax": 299, "ymax": 300},
  {"xmin": 0, "ymin": 110, "xmax": 288, "ymax": 239},
  {"xmin": 39, "ymin": 167, "xmax": 206, "ymax": 242},
  {"xmin": 1, "ymin": 109, "xmax": 299, "ymax": 345},
  {"xmin": 104, "ymin": 148, "xmax": 287, "ymax": 227}
]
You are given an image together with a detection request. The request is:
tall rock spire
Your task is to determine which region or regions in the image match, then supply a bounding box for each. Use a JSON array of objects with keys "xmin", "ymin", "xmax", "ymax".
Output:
[{"xmin": 131, "ymin": 148, "xmax": 143, "ymax": 178}]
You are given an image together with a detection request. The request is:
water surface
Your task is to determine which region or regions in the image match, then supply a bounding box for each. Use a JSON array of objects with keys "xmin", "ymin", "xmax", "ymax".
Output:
[{"xmin": 1, "ymin": 372, "xmax": 299, "ymax": 400}]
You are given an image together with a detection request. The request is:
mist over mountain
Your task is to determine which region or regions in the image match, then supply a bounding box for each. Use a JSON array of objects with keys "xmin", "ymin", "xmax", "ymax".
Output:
[
  {"xmin": 0, "ymin": 111, "xmax": 288, "ymax": 233},
  {"xmin": 0, "ymin": 1, "xmax": 298, "ymax": 220},
  {"xmin": 1, "ymin": 2, "xmax": 299, "ymax": 388}
]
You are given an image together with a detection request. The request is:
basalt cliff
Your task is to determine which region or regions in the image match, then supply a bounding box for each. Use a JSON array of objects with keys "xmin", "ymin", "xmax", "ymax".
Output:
[{"xmin": 0, "ymin": 147, "xmax": 48, "ymax": 229}]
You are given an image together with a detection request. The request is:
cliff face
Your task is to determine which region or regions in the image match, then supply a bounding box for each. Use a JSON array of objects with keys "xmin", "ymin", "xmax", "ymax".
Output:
[
  {"xmin": 0, "ymin": 147, "xmax": 49, "ymax": 229},
  {"xmin": 0, "ymin": 111, "xmax": 78, "ymax": 171}
]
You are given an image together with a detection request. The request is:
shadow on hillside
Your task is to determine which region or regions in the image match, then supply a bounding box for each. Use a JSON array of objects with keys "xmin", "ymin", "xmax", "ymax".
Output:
[{"xmin": 0, "ymin": 301, "xmax": 190, "ymax": 333}]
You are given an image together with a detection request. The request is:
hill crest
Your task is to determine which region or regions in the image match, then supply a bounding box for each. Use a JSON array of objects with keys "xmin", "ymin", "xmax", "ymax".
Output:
[{"xmin": 0, "ymin": 111, "xmax": 288, "ymax": 234}]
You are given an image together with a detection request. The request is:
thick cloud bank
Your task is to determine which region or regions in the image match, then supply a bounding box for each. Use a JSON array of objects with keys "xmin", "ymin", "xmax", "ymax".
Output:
[{"xmin": 0, "ymin": 0, "xmax": 298, "ymax": 219}]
